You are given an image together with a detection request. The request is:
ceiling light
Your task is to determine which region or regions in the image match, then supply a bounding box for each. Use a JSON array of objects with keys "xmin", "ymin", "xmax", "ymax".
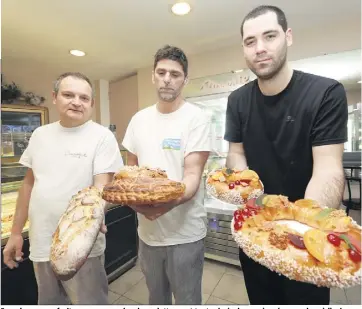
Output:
[
  {"xmin": 69, "ymin": 49, "xmax": 86, "ymax": 57},
  {"xmin": 358, "ymin": 80, "xmax": 361, "ymax": 84},
  {"xmin": 232, "ymin": 69, "xmax": 244, "ymax": 73},
  {"xmin": 171, "ymin": 2, "xmax": 191, "ymax": 16}
]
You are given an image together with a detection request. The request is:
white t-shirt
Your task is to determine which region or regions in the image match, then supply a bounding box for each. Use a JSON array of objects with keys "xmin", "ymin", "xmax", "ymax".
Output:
[
  {"xmin": 122, "ymin": 102, "xmax": 211, "ymax": 246},
  {"xmin": 19, "ymin": 120, "xmax": 124, "ymax": 262}
]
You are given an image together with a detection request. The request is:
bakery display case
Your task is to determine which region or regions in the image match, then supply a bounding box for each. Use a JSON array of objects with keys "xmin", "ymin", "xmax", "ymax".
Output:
[
  {"xmin": 1, "ymin": 105, "xmax": 138, "ymax": 304},
  {"xmin": 1, "ymin": 104, "xmax": 49, "ymax": 305},
  {"xmin": 1, "ymin": 104, "xmax": 49, "ymax": 243},
  {"xmin": 189, "ymin": 94, "xmax": 240, "ymax": 266},
  {"xmin": 1, "ymin": 183, "xmax": 30, "ymax": 245}
]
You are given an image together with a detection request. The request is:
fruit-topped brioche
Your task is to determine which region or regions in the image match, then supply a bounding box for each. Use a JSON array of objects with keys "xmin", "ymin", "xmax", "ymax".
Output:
[
  {"xmin": 206, "ymin": 168, "xmax": 264, "ymax": 204},
  {"xmin": 231, "ymin": 194, "xmax": 361, "ymax": 288},
  {"xmin": 102, "ymin": 165, "xmax": 185, "ymax": 205}
]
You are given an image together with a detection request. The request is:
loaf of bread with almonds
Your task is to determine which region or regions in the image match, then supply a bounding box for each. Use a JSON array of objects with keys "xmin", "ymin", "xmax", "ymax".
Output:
[
  {"xmin": 50, "ymin": 186, "xmax": 105, "ymax": 281},
  {"xmin": 102, "ymin": 166, "xmax": 185, "ymax": 205}
]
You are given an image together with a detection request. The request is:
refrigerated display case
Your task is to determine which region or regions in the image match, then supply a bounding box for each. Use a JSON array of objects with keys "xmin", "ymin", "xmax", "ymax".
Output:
[
  {"xmin": 1, "ymin": 104, "xmax": 49, "ymax": 304},
  {"xmin": 188, "ymin": 94, "xmax": 240, "ymax": 266},
  {"xmin": 1, "ymin": 104, "xmax": 48, "ymax": 241}
]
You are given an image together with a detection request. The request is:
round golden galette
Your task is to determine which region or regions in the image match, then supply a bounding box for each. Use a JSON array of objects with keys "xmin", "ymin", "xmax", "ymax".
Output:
[
  {"xmin": 206, "ymin": 168, "xmax": 264, "ymax": 204},
  {"xmin": 102, "ymin": 166, "xmax": 185, "ymax": 205},
  {"xmin": 231, "ymin": 194, "xmax": 362, "ymax": 288}
]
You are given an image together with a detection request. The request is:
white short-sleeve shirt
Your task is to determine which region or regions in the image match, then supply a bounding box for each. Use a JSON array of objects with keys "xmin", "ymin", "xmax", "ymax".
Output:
[
  {"xmin": 19, "ymin": 120, "xmax": 124, "ymax": 262},
  {"xmin": 122, "ymin": 102, "xmax": 212, "ymax": 246}
]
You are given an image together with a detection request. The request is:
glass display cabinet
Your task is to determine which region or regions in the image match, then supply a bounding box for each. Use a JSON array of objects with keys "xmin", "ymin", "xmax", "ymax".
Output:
[
  {"xmin": 1, "ymin": 104, "xmax": 49, "ymax": 241},
  {"xmin": 188, "ymin": 94, "xmax": 240, "ymax": 266},
  {"xmin": 1, "ymin": 104, "xmax": 49, "ymax": 305}
]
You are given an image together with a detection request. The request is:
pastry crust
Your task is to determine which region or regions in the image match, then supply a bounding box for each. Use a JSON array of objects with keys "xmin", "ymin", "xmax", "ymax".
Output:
[
  {"xmin": 231, "ymin": 195, "xmax": 362, "ymax": 288},
  {"xmin": 114, "ymin": 165, "xmax": 168, "ymax": 179},
  {"xmin": 206, "ymin": 168, "xmax": 264, "ymax": 204},
  {"xmin": 50, "ymin": 186, "xmax": 105, "ymax": 281},
  {"xmin": 102, "ymin": 166, "xmax": 185, "ymax": 205}
]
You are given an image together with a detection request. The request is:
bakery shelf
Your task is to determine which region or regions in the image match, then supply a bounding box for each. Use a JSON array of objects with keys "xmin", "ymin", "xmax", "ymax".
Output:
[{"xmin": 1, "ymin": 191, "xmax": 29, "ymax": 246}]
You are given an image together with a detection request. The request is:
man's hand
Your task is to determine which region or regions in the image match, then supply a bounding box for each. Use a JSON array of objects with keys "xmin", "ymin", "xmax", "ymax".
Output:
[
  {"xmin": 152, "ymin": 197, "xmax": 182, "ymax": 208},
  {"xmin": 3, "ymin": 234, "xmax": 24, "ymax": 269},
  {"xmin": 129, "ymin": 202, "xmax": 176, "ymax": 220},
  {"xmin": 226, "ymin": 142, "xmax": 248, "ymax": 170},
  {"xmin": 100, "ymin": 224, "xmax": 107, "ymax": 234},
  {"xmin": 144, "ymin": 206, "xmax": 174, "ymax": 221},
  {"xmin": 144, "ymin": 199, "xmax": 182, "ymax": 220}
]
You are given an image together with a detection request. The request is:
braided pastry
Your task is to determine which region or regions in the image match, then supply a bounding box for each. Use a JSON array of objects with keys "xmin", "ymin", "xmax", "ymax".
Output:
[{"xmin": 102, "ymin": 166, "xmax": 185, "ymax": 205}]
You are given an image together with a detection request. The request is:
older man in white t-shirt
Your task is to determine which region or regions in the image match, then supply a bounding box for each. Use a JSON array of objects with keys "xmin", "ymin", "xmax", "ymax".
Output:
[
  {"xmin": 122, "ymin": 45, "xmax": 211, "ymax": 305},
  {"xmin": 3, "ymin": 72, "xmax": 123, "ymax": 305}
]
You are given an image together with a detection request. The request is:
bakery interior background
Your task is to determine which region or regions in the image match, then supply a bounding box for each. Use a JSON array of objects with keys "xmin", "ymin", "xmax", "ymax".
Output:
[
  {"xmin": 1, "ymin": 0, "xmax": 361, "ymax": 143},
  {"xmin": 1, "ymin": 0, "xmax": 361, "ymax": 306}
]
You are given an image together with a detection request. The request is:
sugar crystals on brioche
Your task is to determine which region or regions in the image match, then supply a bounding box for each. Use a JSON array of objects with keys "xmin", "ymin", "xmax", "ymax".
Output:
[{"xmin": 231, "ymin": 191, "xmax": 362, "ymax": 288}]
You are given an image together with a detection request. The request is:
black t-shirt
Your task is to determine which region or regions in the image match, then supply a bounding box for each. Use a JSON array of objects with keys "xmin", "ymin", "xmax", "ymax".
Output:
[{"xmin": 224, "ymin": 70, "xmax": 348, "ymax": 202}]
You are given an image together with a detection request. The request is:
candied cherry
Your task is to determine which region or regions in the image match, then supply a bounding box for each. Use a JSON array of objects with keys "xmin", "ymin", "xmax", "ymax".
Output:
[
  {"xmin": 348, "ymin": 249, "xmax": 361, "ymax": 263},
  {"xmin": 229, "ymin": 183, "xmax": 235, "ymax": 190},
  {"xmin": 235, "ymin": 180, "xmax": 241, "ymax": 185},
  {"xmin": 249, "ymin": 209, "xmax": 258, "ymax": 217},
  {"xmin": 234, "ymin": 220, "xmax": 243, "ymax": 231},
  {"xmin": 234, "ymin": 209, "xmax": 242, "ymax": 217},
  {"xmin": 327, "ymin": 234, "xmax": 341, "ymax": 247},
  {"xmin": 241, "ymin": 208, "xmax": 250, "ymax": 218},
  {"xmin": 234, "ymin": 210, "xmax": 243, "ymax": 222},
  {"xmin": 234, "ymin": 213, "xmax": 242, "ymax": 222}
]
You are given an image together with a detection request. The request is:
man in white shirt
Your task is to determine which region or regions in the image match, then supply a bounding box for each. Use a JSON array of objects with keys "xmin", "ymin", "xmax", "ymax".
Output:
[
  {"xmin": 3, "ymin": 72, "xmax": 124, "ymax": 305},
  {"xmin": 122, "ymin": 45, "xmax": 211, "ymax": 305}
]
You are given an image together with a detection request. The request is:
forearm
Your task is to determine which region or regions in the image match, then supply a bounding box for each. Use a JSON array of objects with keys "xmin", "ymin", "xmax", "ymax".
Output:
[
  {"xmin": 304, "ymin": 169, "xmax": 345, "ymax": 209},
  {"xmin": 93, "ymin": 173, "xmax": 117, "ymax": 211},
  {"xmin": 226, "ymin": 153, "xmax": 247, "ymax": 170},
  {"xmin": 11, "ymin": 184, "xmax": 32, "ymax": 235},
  {"xmin": 179, "ymin": 173, "xmax": 202, "ymax": 204}
]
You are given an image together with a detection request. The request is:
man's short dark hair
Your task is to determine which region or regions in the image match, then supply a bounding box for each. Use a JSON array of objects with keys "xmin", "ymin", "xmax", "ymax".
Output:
[
  {"xmin": 240, "ymin": 5, "xmax": 288, "ymax": 37},
  {"xmin": 154, "ymin": 45, "xmax": 188, "ymax": 77},
  {"xmin": 53, "ymin": 72, "xmax": 94, "ymax": 98}
]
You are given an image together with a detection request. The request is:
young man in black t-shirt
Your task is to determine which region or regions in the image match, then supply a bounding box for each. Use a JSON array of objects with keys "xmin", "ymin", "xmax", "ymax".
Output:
[{"xmin": 224, "ymin": 5, "xmax": 348, "ymax": 305}]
